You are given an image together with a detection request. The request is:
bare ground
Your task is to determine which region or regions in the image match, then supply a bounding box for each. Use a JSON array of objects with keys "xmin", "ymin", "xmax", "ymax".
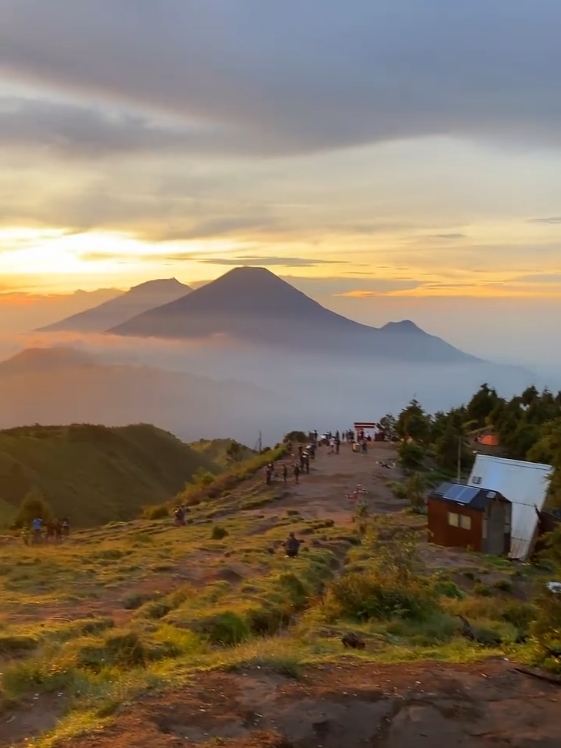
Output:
[{"xmin": 51, "ymin": 661, "xmax": 561, "ymax": 748}]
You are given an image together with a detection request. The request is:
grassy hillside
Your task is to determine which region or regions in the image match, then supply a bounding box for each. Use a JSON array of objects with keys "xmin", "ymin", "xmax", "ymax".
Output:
[
  {"xmin": 188, "ymin": 438, "xmax": 256, "ymax": 468},
  {"xmin": 0, "ymin": 424, "xmax": 220, "ymax": 527}
]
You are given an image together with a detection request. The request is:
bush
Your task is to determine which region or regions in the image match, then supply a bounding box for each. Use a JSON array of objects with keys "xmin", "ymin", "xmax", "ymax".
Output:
[
  {"xmin": 142, "ymin": 505, "xmax": 169, "ymax": 520},
  {"xmin": 434, "ymin": 580, "xmax": 464, "ymax": 599},
  {"xmin": 246, "ymin": 604, "xmax": 292, "ymax": 636},
  {"xmin": 195, "ymin": 611, "xmax": 250, "ymax": 646},
  {"xmin": 493, "ymin": 579, "xmax": 513, "ymax": 593},
  {"xmin": 500, "ymin": 601, "xmax": 536, "ymax": 634},
  {"xmin": 0, "ymin": 634, "xmax": 38, "ymax": 653},
  {"xmin": 76, "ymin": 631, "xmax": 147, "ymax": 672},
  {"xmin": 530, "ymin": 587, "xmax": 561, "ymax": 670},
  {"xmin": 14, "ymin": 487, "xmax": 53, "ymax": 528},
  {"xmin": 327, "ymin": 571, "xmax": 436, "ymax": 622},
  {"xmin": 123, "ymin": 592, "xmax": 159, "ymax": 610},
  {"xmin": 386, "ymin": 481, "xmax": 407, "ymax": 500},
  {"xmin": 398, "ymin": 442, "xmax": 425, "ymax": 471},
  {"xmin": 473, "ymin": 582, "xmax": 493, "ymax": 597},
  {"xmin": 284, "ymin": 431, "xmax": 308, "ymax": 443},
  {"xmin": 211, "ymin": 525, "xmax": 229, "ymax": 540}
]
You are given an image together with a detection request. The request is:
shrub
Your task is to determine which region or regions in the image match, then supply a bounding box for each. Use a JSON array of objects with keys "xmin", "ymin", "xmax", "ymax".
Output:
[
  {"xmin": 434, "ymin": 580, "xmax": 464, "ymax": 599},
  {"xmin": 211, "ymin": 525, "xmax": 229, "ymax": 540},
  {"xmin": 123, "ymin": 592, "xmax": 159, "ymax": 610},
  {"xmin": 195, "ymin": 611, "xmax": 250, "ymax": 646},
  {"xmin": 500, "ymin": 601, "xmax": 536, "ymax": 633},
  {"xmin": 530, "ymin": 586, "xmax": 561, "ymax": 669},
  {"xmin": 473, "ymin": 583, "xmax": 493, "ymax": 597},
  {"xmin": 142, "ymin": 505, "xmax": 169, "ymax": 520},
  {"xmin": 0, "ymin": 634, "xmax": 38, "ymax": 653},
  {"xmin": 386, "ymin": 481, "xmax": 407, "ymax": 500},
  {"xmin": 327, "ymin": 571, "xmax": 436, "ymax": 622},
  {"xmin": 2, "ymin": 657, "xmax": 75, "ymax": 696},
  {"xmin": 493, "ymin": 579, "xmax": 513, "ymax": 593},
  {"xmin": 76, "ymin": 631, "xmax": 147, "ymax": 672},
  {"xmin": 246, "ymin": 604, "xmax": 292, "ymax": 636},
  {"xmin": 14, "ymin": 487, "xmax": 53, "ymax": 528}
]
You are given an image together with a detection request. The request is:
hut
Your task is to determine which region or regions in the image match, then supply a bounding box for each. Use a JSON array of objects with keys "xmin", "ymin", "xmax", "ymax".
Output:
[
  {"xmin": 468, "ymin": 455, "xmax": 553, "ymax": 560},
  {"xmin": 428, "ymin": 482, "xmax": 512, "ymax": 555}
]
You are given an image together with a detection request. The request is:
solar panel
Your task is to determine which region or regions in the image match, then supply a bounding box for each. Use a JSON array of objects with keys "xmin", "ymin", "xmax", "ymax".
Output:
[{"xmin": 443, "ymin": 484, "xmax": 480, "ymax": 504}]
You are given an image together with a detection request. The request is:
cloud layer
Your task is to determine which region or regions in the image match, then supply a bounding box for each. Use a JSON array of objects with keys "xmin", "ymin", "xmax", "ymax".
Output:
[{"xmin": 1, "ymin": 1, "xmax": 561, "ymax": 157}]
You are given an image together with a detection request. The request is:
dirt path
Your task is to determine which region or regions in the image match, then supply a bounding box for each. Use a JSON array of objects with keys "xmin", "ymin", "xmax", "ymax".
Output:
[
  {"xmin": 61, "ymin": 660, "xmax": 560, "ymax": 748},
  {"xmin": 248, "ymin": 441, "xmax": 404, "ymax": 526}
]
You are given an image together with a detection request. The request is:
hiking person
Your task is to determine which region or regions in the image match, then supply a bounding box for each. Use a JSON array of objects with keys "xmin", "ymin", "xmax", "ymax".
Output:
[
  {"xmin": 32, "ymin": 517, "xmax": 43, "ymax": 544},
  {"xmin": 304, "ymin": 453, "xmax": 310, "ymax": 474},
  {"xmin": 283, "ymin": 464, "xmax": 288, "ymax": 483},
  {"xmin": 174, "ymin": 506, "xmax": 185, "ymax": 526},
  {"xmin": 45, "ymin": 519, "xmax": 55, "ymax": 543},
  {"xmin": 293, "ymin": 463, "xmax": 300, "ymax": 485},
  {"xmin": 285, "ymin": 532, "xmax": 303, "ymax": 558},
  {"xmin": 61, "ymin": 517, "xmax": 70, "ymax": 538},
  {"xmin": 335, "ymin": 437, "xmax": 340, "ymax": 454},
  {"xmin": 54, "ymin": 518, "xmax": 62, "ymax": 542},
  {"xmin": 265, "ymin": 464, "xmax": 273, "ymax": 485},
  {"xmin": 300, "ymin": 451, "xmax": 306, "ymax": 470}
]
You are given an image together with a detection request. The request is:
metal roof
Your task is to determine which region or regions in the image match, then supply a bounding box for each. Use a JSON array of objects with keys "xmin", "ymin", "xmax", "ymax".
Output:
[
  {"xmin": 431, "ymin": 481, "xmax": 506, "ymax": 510},
  {"xmin": 468, "ymin": 455, "xmax": 554, "ymax": 560}
]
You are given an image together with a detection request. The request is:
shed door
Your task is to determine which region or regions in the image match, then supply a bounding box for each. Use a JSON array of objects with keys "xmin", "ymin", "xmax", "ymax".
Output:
[{"xmin": 485, "ymin": 502, "xmax": 506, "ymax": 556}]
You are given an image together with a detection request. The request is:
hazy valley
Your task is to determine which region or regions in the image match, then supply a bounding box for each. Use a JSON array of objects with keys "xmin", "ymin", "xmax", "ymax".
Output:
[{"xmin": 0, "ymin": 268, "xmax": 539, "ymax": 445}]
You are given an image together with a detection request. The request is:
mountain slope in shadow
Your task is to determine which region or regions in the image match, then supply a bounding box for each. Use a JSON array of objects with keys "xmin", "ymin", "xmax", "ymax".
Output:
[{"xmin": 110, "ymin": 267, "xmax": 477, "ymax": 364}]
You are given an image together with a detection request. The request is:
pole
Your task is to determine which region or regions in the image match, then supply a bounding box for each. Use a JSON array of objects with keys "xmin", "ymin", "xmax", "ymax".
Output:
[{"xmin": 457, "ymin": 433, "xmax": 462, "ymax": 482}]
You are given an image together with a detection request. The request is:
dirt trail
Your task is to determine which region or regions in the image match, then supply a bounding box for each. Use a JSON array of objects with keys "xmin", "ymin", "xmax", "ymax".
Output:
[
  {"xmin": 60, "ymin": 661, "xmax": 560, "ymax": 748},
  {"xmin": 248, "ymin": 441, "xmax": 404, "ymax": 526}
]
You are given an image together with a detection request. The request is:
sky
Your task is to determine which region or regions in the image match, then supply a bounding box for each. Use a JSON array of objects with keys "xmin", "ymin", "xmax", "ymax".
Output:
[{"xmin": 0, "ymin": 1, "xmax": 560, "ymax": 370}]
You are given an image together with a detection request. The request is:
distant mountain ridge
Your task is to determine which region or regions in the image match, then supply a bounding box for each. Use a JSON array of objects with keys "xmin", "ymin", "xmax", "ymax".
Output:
[
  {"xmin": 110, "ymin": 267, "xmax": 477, "ymax": 364},
  {"xmin": 38, "ymin": 278, "xmax": 192, "ymax": 333},
  {"xmin": 0, "ymin": 346, "xmax": 271, "ymax": 445}
]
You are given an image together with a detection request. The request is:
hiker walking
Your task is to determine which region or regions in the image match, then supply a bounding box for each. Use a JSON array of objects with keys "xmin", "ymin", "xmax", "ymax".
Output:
[
  {"xmin": 61, "ymin": 517, "xmax": 70, "ymax": 538},
  {"xmin": 265, "ymin": 464, "xmax": 273, "ymax": 485},
  {"xmin": 282, "ymin": 464, "xmax": 288, "ymax": 483},
  {"xmin": 293, "ymin": 463, "xmax": 300, "ymax": 485},
  {"xmin": 304, "ymin": 453, "xmax": 310, "ymax": 474}
]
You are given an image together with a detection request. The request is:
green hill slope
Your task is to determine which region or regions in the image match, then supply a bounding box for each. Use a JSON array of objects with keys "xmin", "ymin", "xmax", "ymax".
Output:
[{"xmin": 0, "ymin": 424, "xmax": 219, "ymax": 527}]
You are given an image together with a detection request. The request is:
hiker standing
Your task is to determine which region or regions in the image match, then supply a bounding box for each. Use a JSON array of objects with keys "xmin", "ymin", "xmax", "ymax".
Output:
[
  {"xmin": 265, "ymin": 464, "xmax": 273, "ymax": 485},
  {"xmin": 282, "ymin": 464, "xmax": 288, "ymax": 484},
  {"xmin": 32, "ymin": 517, "xmax": 43, "ymax": 544},
  {"xmin": 61, "ymin": 517, "xmax": 70, "ymax": 538},
  {"xmin": 304, "ymin": 453, "xmax": 310, "ymax": 474},
  {"xmin": 293, "ymin": 464, "xmax": 300, "ymax": 485}
]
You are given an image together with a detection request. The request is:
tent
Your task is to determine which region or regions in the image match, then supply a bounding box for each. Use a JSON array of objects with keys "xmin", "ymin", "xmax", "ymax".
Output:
[
  {"xmin": 467, "ymin": 455, "xmax": 553, "ymax": 560},
  {"xmin": 478, "ymin": 433, "xmax": 499, "ymax": 447}
]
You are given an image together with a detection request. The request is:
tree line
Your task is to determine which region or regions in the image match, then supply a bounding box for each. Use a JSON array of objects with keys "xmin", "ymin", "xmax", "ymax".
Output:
[{"xmin": 382, "ymin": 383, "xmax": 561, "ymax": 507}]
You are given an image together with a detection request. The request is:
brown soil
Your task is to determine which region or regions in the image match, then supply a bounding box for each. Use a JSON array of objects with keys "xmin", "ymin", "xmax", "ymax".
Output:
[{"xmin": 53, "ymin": 661, "xmax": 560, "ymax": 748}]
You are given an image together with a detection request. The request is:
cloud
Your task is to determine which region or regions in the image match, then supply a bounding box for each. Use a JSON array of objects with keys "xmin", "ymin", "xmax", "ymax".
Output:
[
  {"xmin": 0, "ymin": 96, "xmax": 223, "ymax": 157},
  {"xmin": 512, "ymin": 272, "xmax": 561, "ymax": 283},
  {"xmin": 431, "ymin": 233, "xmax": 467, "ymax": 240},
  {"xmin": 528, "ymin": 217, "xmax": 561, "ymax": 225},
  {"xmin": 1, "ymin": 1, "xmax": 560, "ymax": 157},
  {"xmin": 197, "ymin": 256, "xmax": 346, "ymax": 268}
]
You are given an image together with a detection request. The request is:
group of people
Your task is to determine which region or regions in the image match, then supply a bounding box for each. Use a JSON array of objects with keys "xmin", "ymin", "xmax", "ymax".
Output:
[
  {"xmin": 266, "ymin": 441, "xmax": 317, "ymax": 487},
  {"xmin": 23, "ymin": 516, "xmax": 70, "ymax": 544}
]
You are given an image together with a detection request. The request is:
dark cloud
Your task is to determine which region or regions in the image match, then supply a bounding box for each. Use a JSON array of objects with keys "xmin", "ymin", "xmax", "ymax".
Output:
[
  {"xmin": 0, "ymin": 1, "xmax": 560, "ymax": 157},
  {"xmin": 528, "ymin": 217, "xmax": 561, "ymax": 225}
]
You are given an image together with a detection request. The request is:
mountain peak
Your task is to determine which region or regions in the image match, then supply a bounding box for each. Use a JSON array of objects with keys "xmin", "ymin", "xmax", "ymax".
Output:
[
  {"xmin": 38, "ymin": 278, "xmax": 192, "ymax": 334},
  {"xmin": 380, "ymin": 320, "xmax": 424, "ymax": 334}
]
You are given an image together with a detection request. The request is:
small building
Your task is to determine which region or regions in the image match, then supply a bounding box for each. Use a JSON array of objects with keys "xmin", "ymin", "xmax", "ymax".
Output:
[
  {"xmin": 468, "ymin": 455, "xmax": 554, "ymax": 560},
  {"xmin": 428, "ymin": 482, "xmax": 512, "ymax": 555}
]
